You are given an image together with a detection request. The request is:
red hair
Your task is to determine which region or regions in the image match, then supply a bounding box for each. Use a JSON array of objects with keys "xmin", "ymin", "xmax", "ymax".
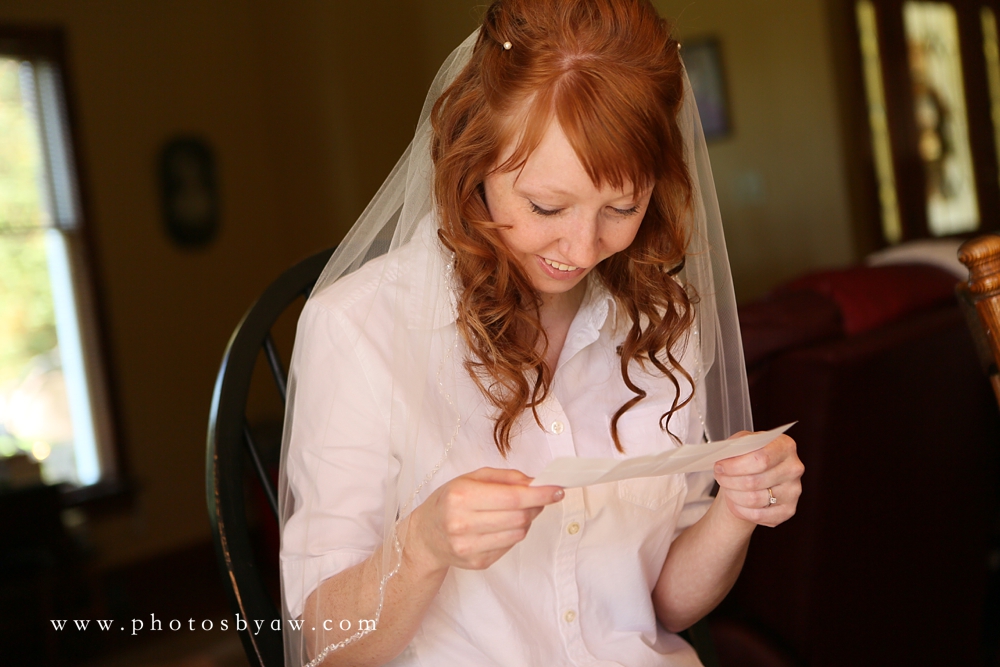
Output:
[{"xmin": 432, "ymin": 0, "xmax": 694, "ymax": 455}]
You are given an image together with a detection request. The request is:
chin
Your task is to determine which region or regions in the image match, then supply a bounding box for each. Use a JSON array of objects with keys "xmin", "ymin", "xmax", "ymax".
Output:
[{"xmin": 533, "ymin": 272, "xmax": 589, "ymax": 296}]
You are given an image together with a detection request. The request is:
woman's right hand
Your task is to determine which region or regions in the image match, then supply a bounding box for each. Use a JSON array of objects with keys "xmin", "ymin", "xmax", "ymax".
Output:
[{"xmin": 407, "ymin": 467, "xmax": 564, "ymax": 572}]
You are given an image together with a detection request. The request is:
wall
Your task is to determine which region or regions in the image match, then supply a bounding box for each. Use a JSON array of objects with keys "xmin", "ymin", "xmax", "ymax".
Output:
[
  {"xmin": 657, "ymin": 0, "xmax": 857, "ymax": 300},
  {"xmin": 245, "ymin": 0, "xmax": 482, "ymax": 250},
  {"xmin": 2, "ymin": 0, "xmax": 285, "ymax": 567},
  {"xmin": 0, "ymin": 0, "xmax": 485, "ymax": 569},
  {"xmin": 0, "ymin": 0, "xmax": 855, "ymax": 568},
  {"xmin": 255, "ymin": 0, "xmax": 860, "ymax": 303}
]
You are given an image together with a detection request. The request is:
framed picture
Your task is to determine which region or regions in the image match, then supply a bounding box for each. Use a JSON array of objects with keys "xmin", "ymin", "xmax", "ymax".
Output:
[
  {"xmin": 158, "ymin": 136, "xmax": 220, "ymax": 248},
  {"xmin": 682, "ymin": 38, "xmax": 731, "ymax": 140},
  {"xmin": 902, "ymin": 1, "xmax": 979, "ymax": 236}
]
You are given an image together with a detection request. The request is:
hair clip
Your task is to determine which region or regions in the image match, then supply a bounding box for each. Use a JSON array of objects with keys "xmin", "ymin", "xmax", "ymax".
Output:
[{"xmin": 503, "ymin": 41, "xmax": 512, "ymax": 50}]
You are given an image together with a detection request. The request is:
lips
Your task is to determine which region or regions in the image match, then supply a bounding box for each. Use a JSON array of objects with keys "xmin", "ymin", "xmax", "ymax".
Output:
[{"xmin": 536, "ymin": 255, "xmax": 586, "ymax": 281}]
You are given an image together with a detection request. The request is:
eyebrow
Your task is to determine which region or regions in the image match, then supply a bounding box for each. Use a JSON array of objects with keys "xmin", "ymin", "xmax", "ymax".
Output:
[{"xmin": 513, "ymin": 183, "xmax": 638, "ymax": 201}]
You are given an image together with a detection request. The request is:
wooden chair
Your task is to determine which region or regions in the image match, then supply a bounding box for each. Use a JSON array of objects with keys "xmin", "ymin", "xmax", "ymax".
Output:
[
  {"xmin": 206, "ymin": 248, "xmax": 334, "ymax": 667},
  {"xmin": 958, "ymin": 234, "xmax": 1000, "ymax": 409},
  {"xmin": 207, "ymin": 246, "xmax": 721, "ymax": 667}
]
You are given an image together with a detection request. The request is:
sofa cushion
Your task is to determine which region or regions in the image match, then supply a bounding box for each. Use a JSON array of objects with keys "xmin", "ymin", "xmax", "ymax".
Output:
[
  {"xmin": 739, "ymin": 291, "xmax": 843, "ymax": 368},
  {"xmin": 777, "ymin": 264, "xmax": 958, "ymax": 335}
]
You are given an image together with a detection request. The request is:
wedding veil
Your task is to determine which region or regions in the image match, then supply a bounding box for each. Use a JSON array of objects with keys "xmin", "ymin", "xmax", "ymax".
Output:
[{"xmin": 277, "ymin": 18, "xmax": 751, "ymax": 667}]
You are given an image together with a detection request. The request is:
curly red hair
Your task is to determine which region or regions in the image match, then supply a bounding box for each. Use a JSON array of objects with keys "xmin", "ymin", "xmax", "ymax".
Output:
[{"xmin": 431, "ymin": 0, "xmax": 695, "ymax": 455}]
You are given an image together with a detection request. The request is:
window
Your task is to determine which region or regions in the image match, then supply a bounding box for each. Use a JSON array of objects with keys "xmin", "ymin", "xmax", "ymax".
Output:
[
  {"xmin": 853, "ymin": 0, "xmax": 1000, "ymax": 244},
  {"xmin": 0, "ymin": 29, "xmax": 120, "ymax": 498},
  {"xmin": 983, "ymin": 6, "xmax": 1000, "ymax": 188},
  {"xmin": 903, "ymin": 1, "xmax": 980, "ymax": 235},
  {"xmin": 857, "ymin": 0, "xmax": 904, "ymax": 242}
]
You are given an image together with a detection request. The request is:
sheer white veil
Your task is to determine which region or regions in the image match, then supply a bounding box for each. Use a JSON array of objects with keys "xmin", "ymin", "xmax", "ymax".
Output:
[{"xmin": 277, "ymin": 18, "xmax": 751, "ymax": 667}]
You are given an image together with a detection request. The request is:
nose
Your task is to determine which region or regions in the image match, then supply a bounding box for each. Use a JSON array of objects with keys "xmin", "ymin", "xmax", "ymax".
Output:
[{"xmin": 558, "ymin": 213, "xmax": 601, "ymax": 268}]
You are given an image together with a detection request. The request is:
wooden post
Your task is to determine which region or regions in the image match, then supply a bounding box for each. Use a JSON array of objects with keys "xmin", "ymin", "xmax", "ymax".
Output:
[{"xmin": 959, "ymin": 234, "xmax": 1000, "ymax": 407}]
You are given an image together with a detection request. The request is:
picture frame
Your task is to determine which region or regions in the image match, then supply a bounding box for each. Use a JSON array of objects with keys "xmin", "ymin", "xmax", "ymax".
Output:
[
  {"xmin": 682, "ymin": 37, "xmax": 732, "ymax": 141},
  {"xmin": 158, "ymin": 136, "xmax": 220, "ymax": 248}
]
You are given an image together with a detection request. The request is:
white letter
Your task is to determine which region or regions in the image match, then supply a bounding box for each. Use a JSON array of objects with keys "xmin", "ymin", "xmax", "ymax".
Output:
[{"xmin": 339, "ymin": 620, "xmax": 351, "ymax": 631}]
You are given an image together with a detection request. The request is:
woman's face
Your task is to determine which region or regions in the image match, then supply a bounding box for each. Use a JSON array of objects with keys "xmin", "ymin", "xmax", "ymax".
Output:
[{"xmin": 483, "ymin": 120, "xmax": 651, "ymax": 304}]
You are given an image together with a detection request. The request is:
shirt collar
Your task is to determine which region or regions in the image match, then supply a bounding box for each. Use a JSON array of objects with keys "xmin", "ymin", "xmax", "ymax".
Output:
[
  {"xmin": 558, "ymin": 274, "xmax": 618, "ymax": 366},
  {"xmin": 578, "ymin": 272, "xmax": 617, "ymax": 333}
]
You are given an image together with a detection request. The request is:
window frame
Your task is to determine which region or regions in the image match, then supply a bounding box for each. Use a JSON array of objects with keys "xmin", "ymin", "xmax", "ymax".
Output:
[
  {"xmin": 829, "ymin": 0, "xmax": 1000, "ymax": 250},
  {"xmin": 0, "ymin": 25, "xmax": 132, "ymax": 510}
]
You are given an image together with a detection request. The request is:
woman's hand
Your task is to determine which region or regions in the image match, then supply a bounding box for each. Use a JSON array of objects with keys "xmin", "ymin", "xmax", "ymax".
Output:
[
  {"xmin": 653, "ymin": 432, "xmax": 802, "ymax": 630},
  {"xmin": 713, "ymin": 432, "xmax": 804, "ymax": 528},
  {"xmin": 407, "ymin": 467, "xmax": 564, "ymax": 573}
]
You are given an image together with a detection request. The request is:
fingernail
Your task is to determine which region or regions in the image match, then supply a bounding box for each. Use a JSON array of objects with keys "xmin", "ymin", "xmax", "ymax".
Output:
[
  {"xmin": 553, "ymin": 489, "xmax": 564, "ymax": 500},
  {"xmin": 714, "ymin": 464, "xmax": 724, "ymax": 474}
]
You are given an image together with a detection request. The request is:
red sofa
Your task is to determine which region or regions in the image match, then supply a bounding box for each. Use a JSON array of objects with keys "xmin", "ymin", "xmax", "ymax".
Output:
[{"xmin": 714, "ymin": 263, "xmax": 1000, "ymax": 667}]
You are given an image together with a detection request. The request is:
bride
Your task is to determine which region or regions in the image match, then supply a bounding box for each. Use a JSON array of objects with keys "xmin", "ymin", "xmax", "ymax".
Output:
[{"xmin": 278, "ymin": 1, "xmax": 804, "ymax": 665}]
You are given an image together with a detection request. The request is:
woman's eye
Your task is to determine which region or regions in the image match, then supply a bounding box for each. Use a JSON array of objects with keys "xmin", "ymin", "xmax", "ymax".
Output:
[
  {"xmin": 613, "ymin": 205, "xmax": 641, "ymax": 216},
  {"xmin": 530, "ymin": 202, "xmax": 561, "ymax": 216}
]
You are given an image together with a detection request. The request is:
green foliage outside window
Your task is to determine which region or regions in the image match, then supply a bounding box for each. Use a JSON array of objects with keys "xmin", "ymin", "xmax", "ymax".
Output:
[{"xmin": 0, "ymin": 58, "xmax": 58, "ymax": 455}]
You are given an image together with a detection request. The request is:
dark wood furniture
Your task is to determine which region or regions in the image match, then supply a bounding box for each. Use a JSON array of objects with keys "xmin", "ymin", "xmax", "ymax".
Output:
[
  {"xmin": 206, "ymin": 248, "xmax": 334, "ymax": 667},
  {"xmin": 958, "ymin": 234, "xmax": 1000, "ymax": 408}
]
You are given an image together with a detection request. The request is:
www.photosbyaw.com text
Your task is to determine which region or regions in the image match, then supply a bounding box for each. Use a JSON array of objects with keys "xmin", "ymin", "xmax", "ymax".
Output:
[{"xmin": 49, "ymin": 614, "xmax": 376, "ymax": 636}]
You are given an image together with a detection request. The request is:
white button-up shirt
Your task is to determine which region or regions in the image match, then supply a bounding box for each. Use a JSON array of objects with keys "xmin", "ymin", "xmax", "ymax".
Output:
[{"xmin": 282, "ymin": 224, "xmax": 713, "ymax": 666}]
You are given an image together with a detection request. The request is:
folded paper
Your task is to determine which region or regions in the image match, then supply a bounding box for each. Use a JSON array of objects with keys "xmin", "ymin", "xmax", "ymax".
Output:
[{"xmin": 529, "ymin": 423, "xmax": 794, "ymax": 488}]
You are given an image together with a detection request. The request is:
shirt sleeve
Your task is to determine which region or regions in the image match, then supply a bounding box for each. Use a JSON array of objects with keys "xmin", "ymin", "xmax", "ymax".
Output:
[{"xmin": 280, "ymin": 299, "xmax": 395, "ymax": 619}]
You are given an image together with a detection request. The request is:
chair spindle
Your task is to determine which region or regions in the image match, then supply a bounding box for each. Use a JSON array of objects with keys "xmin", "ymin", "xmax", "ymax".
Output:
[
  {"xmin": 263, "ymin": 333, "xmax": 287, "ymax": 404},
  {"xmin": 243, "ymin": 423, "xmax": 279, "ymax": 521}
]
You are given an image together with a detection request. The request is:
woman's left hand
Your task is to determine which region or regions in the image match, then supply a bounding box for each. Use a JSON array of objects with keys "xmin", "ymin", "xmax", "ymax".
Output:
[{"xmin": 713, "ymin": 432, "xmax": 804, "ymax": 528}]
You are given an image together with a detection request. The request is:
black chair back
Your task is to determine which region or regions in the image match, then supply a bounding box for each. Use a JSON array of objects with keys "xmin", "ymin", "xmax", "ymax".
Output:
[{"xmin": 206, "ymin": 248, "xmax": 334, "ymax": 667}]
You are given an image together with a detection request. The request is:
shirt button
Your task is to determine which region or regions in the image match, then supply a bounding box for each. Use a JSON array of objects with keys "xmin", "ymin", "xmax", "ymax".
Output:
[
  {"xmin": 564, "ymin": 610, "xmax": 576, "ymax": 623},
  {"xmin": 567, "ymin": 522, "xmax": 580, "ymax": 535},
  {"xmin": 551, "ymin": 421, "xmax": 564, "ymax": 434}
]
